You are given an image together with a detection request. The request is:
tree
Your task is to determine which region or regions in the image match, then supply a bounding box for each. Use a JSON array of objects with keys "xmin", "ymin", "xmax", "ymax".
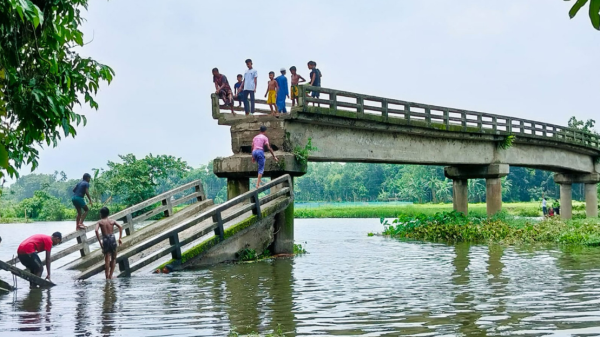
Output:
[
  {"xmin": 103, "ymin": 154, "xmax": 190, "ymax": 206},
  {"xmin": 0, "ymin": 0, "xmax": 115, "ymax": 180},
  {"xmin": 568, "ymin": 116, "xmax": 597, "ymax": 134},
  {"xmin": 567, "ymin": 0, "xmax": 600, "ymax": 30}
]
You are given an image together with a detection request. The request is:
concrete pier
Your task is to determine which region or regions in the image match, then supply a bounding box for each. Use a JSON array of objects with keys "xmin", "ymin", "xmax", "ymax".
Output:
[
  {"xmin": 486, "ymin": 177, "xmax": 503, "ymax": 216},
  {"xmin": 445, "ymin": 164, "xmax": 509, "ymax": 217},
  {"xmin": 559, "ymin": 183, "xmax": 573, "ymax": 219},
  {"xmin": 555, "ymin": 173, "xmax": 600, "ymax": 219},
  {"xmin": 227, "ymin": 178, "xmax": 249, "ymax": 200},
  {"xmin": 585, "ymin": 183, "xmax": 598, "ymax": 218},
  {"xmin": 452, "ymin": 179, "xmax": 469, "ymax": 215}
]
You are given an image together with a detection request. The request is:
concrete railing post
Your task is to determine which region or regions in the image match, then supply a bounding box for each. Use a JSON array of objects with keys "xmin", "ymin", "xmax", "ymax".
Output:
[
  {"xmin": 452, "ymin": 179, "xmax": 469, "ymax": 215},
  {"xmin": 560, "ymin": 183, "xmax": 573, "ymax": 219},
  {"xmin": 585, "ymin": 183, "xmax": 598, "ymax": 218}
]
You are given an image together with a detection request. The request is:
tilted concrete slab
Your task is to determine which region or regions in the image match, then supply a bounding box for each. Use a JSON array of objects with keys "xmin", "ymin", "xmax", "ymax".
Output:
[{"xmin": 64, "ymin": 199, "xmax": 213, "ymax": 271}]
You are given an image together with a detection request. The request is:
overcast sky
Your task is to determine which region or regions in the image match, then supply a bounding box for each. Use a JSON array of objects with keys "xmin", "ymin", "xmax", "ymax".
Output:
[{"xmin": 16, "ymin": 0, "xmax": 600, "ymax": 182}]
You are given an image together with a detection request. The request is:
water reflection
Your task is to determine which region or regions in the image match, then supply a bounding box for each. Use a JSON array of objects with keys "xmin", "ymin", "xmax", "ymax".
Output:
[
  {"xmin": 18, "ymin": 289, "xmax": 48, "ymax": 332},
  {"xmin": 101, "ymin": 281, "xmax": 117, "ymax": 336}
]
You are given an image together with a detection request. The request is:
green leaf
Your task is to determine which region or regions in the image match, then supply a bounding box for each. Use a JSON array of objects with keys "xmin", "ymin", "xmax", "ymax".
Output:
[
  {"xmin": 590, "ymin": 0, "xmax": 600, "ymax": 29},
  {"xmin": 0, "ymin": 143, "xmax": 8, "ymax": 170},
  {"xmin": 62, "ymin": 118, "xmax": 69, "ymax": 137},
  {"xmin": 570, "ymin": 0, "xmax": 589, "ymax": 18}
]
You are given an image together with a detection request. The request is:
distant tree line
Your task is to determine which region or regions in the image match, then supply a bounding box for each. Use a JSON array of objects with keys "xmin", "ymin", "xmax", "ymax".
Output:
[{"xmin": 1, "ymin": 153, "xmax": 594, "ymax": 221}]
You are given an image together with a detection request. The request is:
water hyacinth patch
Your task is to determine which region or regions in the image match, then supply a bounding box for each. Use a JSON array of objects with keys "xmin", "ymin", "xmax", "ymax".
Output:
[{"xmin": 380, "ymin": 211, "xmax": 600, "ymax": 246}]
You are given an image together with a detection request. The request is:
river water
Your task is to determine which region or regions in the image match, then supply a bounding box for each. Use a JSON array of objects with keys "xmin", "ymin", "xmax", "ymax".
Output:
[{"xmin": 1, "ymin": 219, "xmax": 600, "ymax": 336}]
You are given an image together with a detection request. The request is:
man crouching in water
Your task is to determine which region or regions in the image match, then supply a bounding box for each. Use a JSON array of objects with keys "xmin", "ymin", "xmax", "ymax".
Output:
[{"xmin": 94, "ymin": 207, "xmax": 123, "ymax": 279}]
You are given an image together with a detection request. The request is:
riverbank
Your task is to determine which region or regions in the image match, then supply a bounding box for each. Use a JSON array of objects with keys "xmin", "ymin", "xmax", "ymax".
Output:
[
  {"xmin": 2, "ymin": 201, "xmax": 589, "ymax": 223},
  {"xmin": 294, "ymin": 201, "xmax": 588, "ymax": 219},
  {"xmin": 379, "ymin": 211, "xmax": 600, "ymax": 246}
]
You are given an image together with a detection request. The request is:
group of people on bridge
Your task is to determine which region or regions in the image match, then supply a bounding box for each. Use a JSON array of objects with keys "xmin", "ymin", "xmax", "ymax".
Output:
[{"xmin": 212, "ymin": 59, "xmax": 322, "ymax": 117}]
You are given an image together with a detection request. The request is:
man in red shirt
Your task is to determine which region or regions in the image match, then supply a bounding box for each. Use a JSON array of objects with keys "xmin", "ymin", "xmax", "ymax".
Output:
[{"xmin": 17, "ymin": 232, "xmax": 62, "ymax": 286}]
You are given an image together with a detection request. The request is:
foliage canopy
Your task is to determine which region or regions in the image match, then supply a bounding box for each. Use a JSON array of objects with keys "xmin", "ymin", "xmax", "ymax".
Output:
[
  {"xmin": 0, "ymin": 0, "xmax": 114, "ymax": 179},
  {"xmin": 567, "ymin": 0, "xmax": 600, "ymax": 30}
]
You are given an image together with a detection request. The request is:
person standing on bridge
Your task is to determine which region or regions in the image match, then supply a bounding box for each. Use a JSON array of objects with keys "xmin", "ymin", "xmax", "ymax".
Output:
[
  {"xmin": 252, "ymin": 126, "xmax": 278, "ymax": 188},
  {"xmin": 94, "ymin": 207, "xmax": 123, "ymax": 280},
  {"xmin": 17, "ymin": 232, "xmax": 62, "ymax": 287},
  {"xmin": 289, "ymin": 66, "xmax": 306, "ymax": 107},
  {"xmin": 72, "ymin": 173, "xmax": 93, "ymax": 231},
  {"xmin": 275, "ymin": 68, "xmax": 290, "ymax": 114},
  {"xmin": 242, "ymin": 59, "xmax": 258, "ymax": 115},
  {"xmin": 212, "ymin": 68, "xmax": 235, "ymax": 115},
  {"xmin": 307, "ymin": 61, "xmax": 322, "ymax": 106}
]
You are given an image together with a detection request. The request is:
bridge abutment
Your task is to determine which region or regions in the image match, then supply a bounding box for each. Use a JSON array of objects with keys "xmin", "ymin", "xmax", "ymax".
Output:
[
  {"xmin": 555, "ymin": 173, "xmax": 600, "ymax": 219},
  {"xmin": 445, "ymin": 164, "xmax": 509, "ymax": 217}
]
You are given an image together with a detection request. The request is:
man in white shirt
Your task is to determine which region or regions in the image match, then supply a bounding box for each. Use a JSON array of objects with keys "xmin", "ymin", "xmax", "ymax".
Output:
[{"xmin": 241, "ymin": 59, "xmax": 258, "ymax": 115}]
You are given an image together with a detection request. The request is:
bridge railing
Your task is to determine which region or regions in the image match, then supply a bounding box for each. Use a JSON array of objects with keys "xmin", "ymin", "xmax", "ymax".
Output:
[
  {"xmin": 78, "ymin": 174, "xmax": 294, "ymax": 279},
  {"xmin": 6, "ymin": 180, "xmax": 206, "ymax": 266},
  {"xmin": 298, "ymin": 86, "xmax": 600, "ymax": 151},
  {"xmin": 211, "ymin": 94, "xmax": 292, "ymax": 117}
]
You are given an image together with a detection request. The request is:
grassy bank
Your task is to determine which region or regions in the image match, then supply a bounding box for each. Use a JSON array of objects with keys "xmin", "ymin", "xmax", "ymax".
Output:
[
  {"xmin": 379, "ymin": 211, "xmax": 600, "ymax": 246},
  {"xmin": 294, "ymin": 201, "xmax": 588, "ymax": 219}
]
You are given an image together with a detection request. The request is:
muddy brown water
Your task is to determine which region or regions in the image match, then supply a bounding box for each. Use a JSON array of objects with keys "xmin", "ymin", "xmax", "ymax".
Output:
[{"xmin": 1, "ymin": 219, "xmax": 600, "ymax": 336}]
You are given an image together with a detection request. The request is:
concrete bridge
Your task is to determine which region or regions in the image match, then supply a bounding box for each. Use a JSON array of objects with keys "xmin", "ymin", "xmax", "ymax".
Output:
[{"xmin": 212, "ymin": 85, "xmax": 600, "ymax": 219}]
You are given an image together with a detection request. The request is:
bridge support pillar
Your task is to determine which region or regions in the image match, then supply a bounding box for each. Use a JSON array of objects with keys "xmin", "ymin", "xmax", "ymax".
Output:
[
  {"xmin": 486, "ymin": 178, "xmax": 503, "ymax": 217},
  {"xmin": 445, "ymin": 164, "xmax": 509, "ymax": 217},
  {"xmin": 555, "ymin": 173, "xmax": 599, "ymax": 219},
  {"xmin": 227, "ymin": 178, "xmax": 250, "ymax": 200},
  {"xmin": 271, "ymin": 175, "xmax": 294, "ymax": 254},
  {"xmin": 585, "ymin": 183, "xmax": 597, "ymax": 218},
  {"xmin": 452, "ymin": 179, "xmax": 468, "ymax": 215},
  {"xmin": 559, "ymin": 183, "xmax": 573, "ymax": 219}
]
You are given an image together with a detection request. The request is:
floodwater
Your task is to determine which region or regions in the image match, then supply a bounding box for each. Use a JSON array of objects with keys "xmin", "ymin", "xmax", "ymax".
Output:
[{"xmin": 1, "ymin": 219, "xmax": 600, "ymax": 336}]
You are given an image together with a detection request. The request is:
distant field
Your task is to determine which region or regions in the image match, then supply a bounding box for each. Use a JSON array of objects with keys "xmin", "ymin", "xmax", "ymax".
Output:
[{"xmin": 294, "ymin": 201, "xmax": 588, "ymax": 219}]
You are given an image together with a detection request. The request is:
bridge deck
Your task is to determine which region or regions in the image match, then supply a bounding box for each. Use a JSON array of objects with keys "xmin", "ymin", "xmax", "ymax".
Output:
[
  {"xmin": 62, "ymin": 199, "xmax": 214, "ymax": 271},
  {"xmin": 212, "ymin": 86, "xmax": 600, "ymax": 154},
  {"xmin": 77, "ymin": 175, "xmax": 294, "ymax": 280}
]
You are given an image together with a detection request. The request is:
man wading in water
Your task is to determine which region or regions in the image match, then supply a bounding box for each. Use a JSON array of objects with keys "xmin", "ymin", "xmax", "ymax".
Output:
[
  {"xmin": 94, "ymin": 207, "xmax": 123, "ymax": 279},
  {"xmin": 252, "ymin": 126, "xmax": 278, "ymax": 188}
]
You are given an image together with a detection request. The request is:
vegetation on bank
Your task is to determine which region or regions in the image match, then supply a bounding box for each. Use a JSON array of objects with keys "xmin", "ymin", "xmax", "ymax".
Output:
[
  {"xmin": 294, "ymin": 201, "xmax": 589, "ymax": 219},
  {"xmin": 379, "ymin": 211, "xmax": 600, "ymax": 246}
]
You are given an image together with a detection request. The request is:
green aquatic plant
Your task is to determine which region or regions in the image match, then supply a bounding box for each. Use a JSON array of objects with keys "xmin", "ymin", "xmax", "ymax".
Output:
[
  {"xmin": 294, "ymin": 243, "xmax": 307, "ymax": 254},
  {"xmin": 237, "ymin": 248, "xmax": 258, "ymax": 261},
  {"xmin": 381, "ymin": 211, "xmax": 600, "ymax": 246}
]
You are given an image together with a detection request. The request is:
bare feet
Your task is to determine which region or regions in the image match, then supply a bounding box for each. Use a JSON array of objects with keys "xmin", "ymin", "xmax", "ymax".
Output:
[{"xmin": 77, "ymin": 223, "xmax": 86, "ymax": 230}]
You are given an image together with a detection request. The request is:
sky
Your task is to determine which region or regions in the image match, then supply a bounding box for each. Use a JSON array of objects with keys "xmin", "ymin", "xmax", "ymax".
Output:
[{"xmin": 13, "ymin": 0, "xmax": 600, "ymax": 182}]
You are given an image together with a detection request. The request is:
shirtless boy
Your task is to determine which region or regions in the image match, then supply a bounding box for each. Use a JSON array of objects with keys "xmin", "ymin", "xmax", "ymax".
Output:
[
  {"xmin": 289, "ymin": 66, "xmax": 306, "ymax": 107},
  {"xmin": 94, "ymin": 207, "xmax": 123, "ymax": 279},
  {"xmin": 264, "ymin": 71, "xmax": 279, "ymax": 116}
]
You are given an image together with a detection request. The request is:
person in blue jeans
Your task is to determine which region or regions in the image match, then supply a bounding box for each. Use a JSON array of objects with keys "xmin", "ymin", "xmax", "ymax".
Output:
[
  {"xmin": 242, "ymin": 59, "xmax": 258, "ymax": 115},
  {"xmin": 252, "ymin": 126, "xmax": 278, "ymax": 188},
  {"xmin": 72, "ymin": 173, "xmax": 93, "ymax": 230}
]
